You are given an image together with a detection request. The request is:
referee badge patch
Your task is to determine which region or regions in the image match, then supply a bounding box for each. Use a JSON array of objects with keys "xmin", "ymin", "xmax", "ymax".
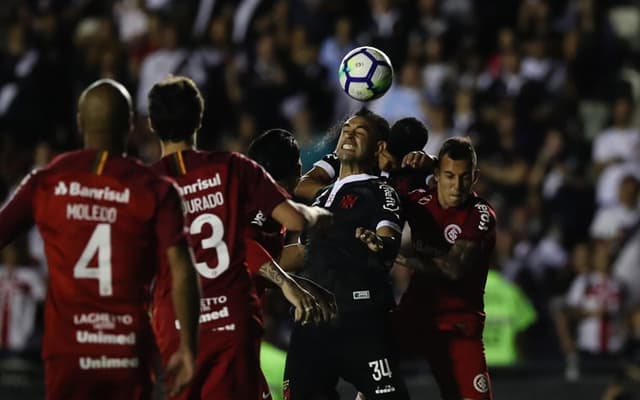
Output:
[{"xmin": 353, "ymin": 290, "xmax": 370, "ymax": 300}]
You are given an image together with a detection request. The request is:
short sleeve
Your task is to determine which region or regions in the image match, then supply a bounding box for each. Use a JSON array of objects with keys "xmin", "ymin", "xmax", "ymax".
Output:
[
  {"xmin": 0, "ymin": 170, "xmax": 37, "ymax": 248},
  {"xmin": 234, "ymin": 154, "xmax": 290, "ymax": 220},
  {"xmin": 373, "ymin": 182, "xmax": 403, "ymax": 234},
  {"xmin": 154, "ymin": 180, "xmax": 187, "ymax": 252},
  {"xmin": 313, "ymin": 152, "xmax": 340, "ymax": 180},
  {"xmin": 460, "ymin": 200, "xmax": 497, "ymax": 250}
]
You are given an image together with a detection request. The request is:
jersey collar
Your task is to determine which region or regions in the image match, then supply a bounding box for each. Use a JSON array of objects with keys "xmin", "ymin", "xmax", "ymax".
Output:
[{"xmin": 325, "ymin": 173, "xmax": 378, "ymax": 207}]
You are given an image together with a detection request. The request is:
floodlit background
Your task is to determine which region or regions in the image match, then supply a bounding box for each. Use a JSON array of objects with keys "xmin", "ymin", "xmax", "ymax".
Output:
[{"xmin": 0, "ymin": 0, "xmax": 639, "ymax": 399}]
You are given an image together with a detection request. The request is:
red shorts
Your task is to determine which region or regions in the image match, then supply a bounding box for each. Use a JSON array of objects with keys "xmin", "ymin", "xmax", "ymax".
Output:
[
  {"xmin": 394, "ymin": 309, "xmax": 493, "ymax": 400},
  {"xmin": 45, "ymin": 355, "xmax": 152, "ymax": 400}
]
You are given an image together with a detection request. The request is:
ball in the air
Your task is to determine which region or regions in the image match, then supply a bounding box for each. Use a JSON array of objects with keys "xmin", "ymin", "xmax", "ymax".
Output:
[{"xmin": 338, "ymin": 46, "xmax": 394, "ymax": 102}]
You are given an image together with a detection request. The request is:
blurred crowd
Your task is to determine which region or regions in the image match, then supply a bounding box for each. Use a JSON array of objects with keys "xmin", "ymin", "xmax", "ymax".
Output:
[{"xmin": 1, "ymin": 0, "xmax": 639, "ymax": 391}]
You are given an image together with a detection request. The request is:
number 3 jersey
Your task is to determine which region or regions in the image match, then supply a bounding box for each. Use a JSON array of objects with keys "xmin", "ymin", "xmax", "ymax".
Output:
[
  {"xmin": 151, "ymin": 150, "xmax": 289, "ymax": 354},
  {"xmin": 0, "ymin": 149, "xmax": 186, "ymax": 362}
]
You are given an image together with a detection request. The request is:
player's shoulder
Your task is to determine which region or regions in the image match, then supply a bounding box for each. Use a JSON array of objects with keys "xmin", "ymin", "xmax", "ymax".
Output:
[
  {"xmin": 406, "ymin": 186, "xmax": 436, "ymax": 203},
  {"xmin": 43, "ymin": 149, "xmax": 94, "ymax": 172}
]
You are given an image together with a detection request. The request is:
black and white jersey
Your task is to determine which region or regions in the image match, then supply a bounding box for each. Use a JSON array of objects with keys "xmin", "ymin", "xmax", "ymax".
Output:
[{"xmin": 303, "ymin": 173, "xmax": 403, "ymax": 314}]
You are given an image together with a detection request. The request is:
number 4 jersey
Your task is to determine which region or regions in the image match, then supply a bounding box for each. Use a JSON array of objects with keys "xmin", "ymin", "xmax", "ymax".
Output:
[
  {"xmin": 0, "ymin": 149, "xmax": 186, "ymax": 364},
  {"xmin": 151, "ymin": 150, "xmax": 289, "ymax": 360}
]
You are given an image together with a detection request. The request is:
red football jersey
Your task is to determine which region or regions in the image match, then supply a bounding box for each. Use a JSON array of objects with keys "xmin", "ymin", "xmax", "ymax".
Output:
[
  {"xmin": 0, "ymin": 150, "xmax": 185, "ymax": 362},
  {"xmin": 400, "ymin": 187, "xmax": 496, "ymax": 315},
  {"xmin": 152, "ymin": 150, "xmax": 289, "ymax": 337}
]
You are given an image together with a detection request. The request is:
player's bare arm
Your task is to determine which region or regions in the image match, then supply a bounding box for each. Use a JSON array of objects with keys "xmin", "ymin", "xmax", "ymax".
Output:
[
  {"xmin": 165, "ymin": 243, "xmax": 200, "ymax": 397},
  {"xmin": 279, "ymin": 243, "xmax": 305, "ymax": 271},
  {"xmin": 401, "ymin": 150, "xmax": 437, "ymax": 170},
  {"xmin": 271, "ymin": 200, "xmax": 333, "ymax": 233},
  {"xmin": 400, "ymin": 239, "xmax": 480, "ymax": 281},
  {"xmin": 294, "ymin": 165, "xmax": 332, "ymax": 201}
]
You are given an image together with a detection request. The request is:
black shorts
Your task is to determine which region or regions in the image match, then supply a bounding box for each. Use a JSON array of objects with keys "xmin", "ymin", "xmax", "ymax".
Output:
[{"xmin": 284, "ymin": 311, "xmax": 409, "ymax": 400}]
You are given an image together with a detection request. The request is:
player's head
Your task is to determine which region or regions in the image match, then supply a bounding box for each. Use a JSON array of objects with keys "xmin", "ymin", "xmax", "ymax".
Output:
[
  {"xmin": 434, "ymin": 137, "xmax": 478, "ymax": 208},
  {"xmin": 336, "ymin": 108, "xmax": 389, "ymax": 170},
  {"xmin": 378, "ymin": 117, "xmax": 429, "ymax": 171},
  {"xmin": 77, "ymin": 79, "xmax": 133, "ymax": 151},
  {"xmin": 248, "ymin": 128, "xmax": 301, "ymax": 193},
  {"xmin": 147, "ymin": 75, "xmax": 204, "ymax": 145}
]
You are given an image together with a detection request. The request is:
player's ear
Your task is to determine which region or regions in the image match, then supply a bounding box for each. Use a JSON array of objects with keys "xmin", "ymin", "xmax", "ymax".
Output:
[
  {"xmin": 472, "ymin": 168, "xmax": 480, "ymax": 185},
  {"xmin": 76, "ymin": 112, "xmax": 82, "ymax": 134}
]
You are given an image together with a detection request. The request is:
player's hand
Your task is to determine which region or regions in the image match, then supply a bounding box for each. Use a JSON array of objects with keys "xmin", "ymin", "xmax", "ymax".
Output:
[
  {"xmin": 165, "ymin": 345, "xmax": 196, "ymax": 398},
  {"xmin": 281, "ymin": 278, "xmax": 319, "ymax": 325},
  {"xmin": 401, "ymin": 151, "xmax": 436, "ymax": 170},
  {"xmin": 295, "ymin": 277, "xmax": 338, "ymax": 323},
  {"xmin": 355, "ymin": 227, "xmax": 383, "ymax": 252}
]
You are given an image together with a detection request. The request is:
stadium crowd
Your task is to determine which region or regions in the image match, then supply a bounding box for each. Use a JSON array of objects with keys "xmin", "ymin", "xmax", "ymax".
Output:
[{"xmin": 0, "ymin": 0, "xmax": 639, "ymax": 398}]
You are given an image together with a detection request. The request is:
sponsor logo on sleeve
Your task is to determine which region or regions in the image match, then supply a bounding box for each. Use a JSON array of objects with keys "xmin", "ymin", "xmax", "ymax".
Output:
[
  {"xmin": 380, "ymin": 184, "xmax": 399, "ymax": 212},
  {"xmin": 443, "ymin": 224, "xmax": 461, "ymax": 244},
  {"xmin": 474, "ymin": 203, "xmax": 492, "ymax": 231},
  {"xmin": 252, "ymin": 210, "xmax": 267, "ymax": 227}
]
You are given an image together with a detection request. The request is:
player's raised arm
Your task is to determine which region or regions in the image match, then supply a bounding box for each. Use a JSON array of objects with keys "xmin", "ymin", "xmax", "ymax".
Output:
[
  {"xmin": 271, "ymin": 200, "xmax": 333, "ymax": 233},
  {"xmin": 294, "ymin": 152, "xmax": 339, "ymax": 201}
]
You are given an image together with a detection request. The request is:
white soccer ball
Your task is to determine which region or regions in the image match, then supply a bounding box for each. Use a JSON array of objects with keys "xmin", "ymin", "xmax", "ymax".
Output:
[{"xmin": 338, "ymin": 46, "xmax": 394, "ymax": 102}]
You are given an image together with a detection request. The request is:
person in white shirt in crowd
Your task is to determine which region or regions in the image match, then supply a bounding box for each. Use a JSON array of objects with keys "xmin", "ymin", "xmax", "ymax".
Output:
[
  {"xmin": 0, "ymin": 243, "xmax": 45, "ymax": 355},
  {"xmin": 590, "ymin": 174, "xmax": 640, "ymax": 240},
  {"xmin": 592, "ymin": 96, "xmax": 640, "ymax": 207},
  {"xmin": 565, "ymin": 240, "xmax": 627, "ymax": 373}
]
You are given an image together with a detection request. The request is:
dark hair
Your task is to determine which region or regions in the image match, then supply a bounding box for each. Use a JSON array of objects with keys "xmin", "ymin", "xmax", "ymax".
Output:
[
  {"xmin": 248, "ymin": 129, "xmax": 300, "ymax": 181},
  {"xmin": 148, "ymin": 76, "xmax": 204, "ymax": 142},
  {"xmin": 437, "ymin": 137, "xmax": 477, "ymax": 169},
  {"xmin": 387, "ymin": 117, "xmax": 429, "ymax": 160},
  {"xmin": 354, "ymin": 108, "xmax": 390, "ymax": 142}
]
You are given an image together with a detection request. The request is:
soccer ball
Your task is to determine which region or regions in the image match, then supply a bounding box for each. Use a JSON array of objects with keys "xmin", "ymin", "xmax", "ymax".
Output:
[{"xmin": 338, "ymin": 46, "xmax": 393, "ymax": 102}]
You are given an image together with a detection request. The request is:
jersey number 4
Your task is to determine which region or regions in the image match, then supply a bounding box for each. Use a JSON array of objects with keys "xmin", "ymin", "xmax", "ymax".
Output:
[
  {"xmin": 73, "ymin": 224, "xmax": 112, "ymax": 296},
  {"xmin": 190, "ymin": 213, "xmax": 230, "ymax": 279}
]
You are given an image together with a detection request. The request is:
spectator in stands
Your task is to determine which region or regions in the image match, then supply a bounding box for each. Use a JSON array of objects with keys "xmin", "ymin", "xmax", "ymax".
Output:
[
  {"xmin": 0, "ymin": 243, "xmax": 45, "ymax": 356},
  {"xmin": 590, "ymin": 175, "xmax": 640, "ymax": 240},
  {"xmin": 592, "ymin": 96, "xmax": 640, "ymax": 208},
  {"xmin": 566, "ymin": 240, "xmax": 627, "ymax": 373}
]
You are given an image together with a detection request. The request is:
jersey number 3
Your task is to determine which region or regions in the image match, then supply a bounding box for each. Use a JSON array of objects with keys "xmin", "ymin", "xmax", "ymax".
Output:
[
  {"xmin": 190, "ymin": 213, "xmax": 230, "ymax": 279},
  {"xmin": 73, "ymin": 224, "xmax": 113, "ymax": 296}
]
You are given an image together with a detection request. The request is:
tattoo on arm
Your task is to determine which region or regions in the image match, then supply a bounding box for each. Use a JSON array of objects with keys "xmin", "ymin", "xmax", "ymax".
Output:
[
  {"xmin": 412, "ymin": 240, "xmax": 479, "ymax": 280},
  {"xmin": 259, "ymin": 261, "xmax": 287, "ymax": 287}
]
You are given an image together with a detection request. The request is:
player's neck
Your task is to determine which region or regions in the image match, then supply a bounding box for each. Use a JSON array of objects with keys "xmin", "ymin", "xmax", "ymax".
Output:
[
  {"xmin": 338, "ymin": 161, "xmax": 369, "ymax": 179},
  {"xmin": 84, "ymin": 135, "xmax": 125, "ymax": 154},
  {"xmin": 161, "ymin": 140, "xmax": 194, "ymax": 157}
]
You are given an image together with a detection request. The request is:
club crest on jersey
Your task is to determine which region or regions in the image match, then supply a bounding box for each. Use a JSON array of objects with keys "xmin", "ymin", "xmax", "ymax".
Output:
[
  {"xmin": 444, "ymin": 224, "xmax": 461, "ymax": 244},
  {"xmin": 339, "ymin": 194, "xmax": 358, "ymax": 209},
  {"xmin": 472, "ymin": 373, "xmax": 489, "ymax": 393}
]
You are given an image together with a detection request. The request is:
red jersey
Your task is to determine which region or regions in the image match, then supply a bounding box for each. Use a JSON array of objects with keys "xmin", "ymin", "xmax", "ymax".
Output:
[
  {"xmin": 152, "ymin": 150, "xmax": 289, "ymax": 336},
  {"xmin": 0, "ymin": 150, "xmax": 185, "ymax": 362},
  {"xmin": 400, "ymin": 187, "xmax": 496, "ymax": 316}
]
